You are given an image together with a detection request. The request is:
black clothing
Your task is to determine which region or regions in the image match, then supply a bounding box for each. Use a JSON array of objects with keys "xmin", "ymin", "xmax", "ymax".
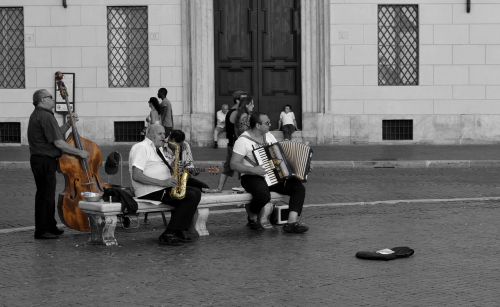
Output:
[
  {"xmin": 222, "ymin": 145, "xmax": 235, "ymax": 176},
  {"xmin": 28, "ymin": 107, "xmax": 65, "ymax": 237},
  {"xmin": 187, "ymin": 177, "xmax": 209, "ymax": 190},
  {"xmin": 282, "ymin": 124, "xmax": 296, "ymax": 140},
  {"xmin": 30, "ymin": 155, "xmax": 59, "ymax": 235},
  {"xmin": 241, "ymin": 175, "xmax": 305, "ymax": 215},
  {"xmin": 225, "ymin": 109, "xmax": 237, "ymax": 146},
  {"xmin": 28, "ymin": 107, "xmax": 64, "ymax": 158},
  {"xmin": 139, "ymin": 186, "xmax": 201, "ymax": 231}
]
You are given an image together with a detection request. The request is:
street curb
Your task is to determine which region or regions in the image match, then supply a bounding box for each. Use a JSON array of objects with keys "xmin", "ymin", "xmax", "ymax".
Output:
[{"xmin": 3, "ymin": 160, "xmax": 500, "ymax": 169}]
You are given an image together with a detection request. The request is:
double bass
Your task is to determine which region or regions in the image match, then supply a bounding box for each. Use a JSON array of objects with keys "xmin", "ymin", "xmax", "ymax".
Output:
[{"xmin": 55, "ymin": 71, "xmax": 107, "ymax": 232}]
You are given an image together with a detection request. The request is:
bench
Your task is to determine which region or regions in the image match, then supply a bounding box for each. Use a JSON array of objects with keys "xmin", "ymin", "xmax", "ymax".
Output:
[{"xmin": 79, "ymin": 191, "xmax": 289, "ymax": 246}]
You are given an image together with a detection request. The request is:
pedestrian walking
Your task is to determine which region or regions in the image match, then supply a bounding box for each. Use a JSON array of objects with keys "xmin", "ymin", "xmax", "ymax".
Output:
[
  {"xmin": 157, "ymin": 87, "xmax": 173, "ymax": 137},
  {"xmin": 207, "ymin": 90, "xmax": 248, "ymax": 192}
]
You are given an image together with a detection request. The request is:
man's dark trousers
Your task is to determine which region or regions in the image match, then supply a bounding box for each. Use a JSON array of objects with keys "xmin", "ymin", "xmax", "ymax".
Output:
[
  {"xmin": 30, "ymin": 155, "xmax": 59, "ymax": 235},
  {"xmin": 139, "ymin": 186, "xmax": 201, "ymax": 231}
]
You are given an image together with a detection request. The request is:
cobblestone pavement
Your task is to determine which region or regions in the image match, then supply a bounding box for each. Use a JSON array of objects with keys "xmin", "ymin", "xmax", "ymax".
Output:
[
  {"xmin": 2, "ymin": 166, "xmax": 500, "ymax": 229},
  {"xmin": 2, "ymin": 167, "xmax": 500, "ymax": 306},
  {"xmin": 4, "ymin": 144, "xmax": 500, "ymax": 163},
  {"xmin": 1, "ymin": 200, "xmax": 500, "ymax": 306}
]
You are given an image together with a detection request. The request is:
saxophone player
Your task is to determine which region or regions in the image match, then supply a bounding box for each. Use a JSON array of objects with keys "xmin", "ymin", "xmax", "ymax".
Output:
[
  {"xmin": 166, "ymin": 129, "xmax": 210, "ymax": 191},
  {"xmin": 129, "ymin": 124, "xmax": 201, "ymax": 246}
]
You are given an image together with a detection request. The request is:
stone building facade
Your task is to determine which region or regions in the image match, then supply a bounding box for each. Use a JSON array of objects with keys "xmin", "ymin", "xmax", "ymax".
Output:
[{"xmin": 1, "ymin": 0, "xmax": 499, "ymax": 145}]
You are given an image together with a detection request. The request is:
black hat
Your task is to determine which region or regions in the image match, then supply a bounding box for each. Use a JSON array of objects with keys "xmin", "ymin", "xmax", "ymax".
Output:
[{"xmin": 105, "ymin": 151, "xmax": 121, "ymax": 175}]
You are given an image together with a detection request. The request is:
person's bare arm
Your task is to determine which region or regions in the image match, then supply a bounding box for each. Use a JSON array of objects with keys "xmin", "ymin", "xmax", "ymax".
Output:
[{"xmin": 230, "ymin": 152, "xmax": 266, "ymax": 176}]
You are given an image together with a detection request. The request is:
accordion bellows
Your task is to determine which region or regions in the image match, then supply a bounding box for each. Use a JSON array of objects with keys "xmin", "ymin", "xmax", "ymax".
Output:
[
  {"xmin": 253, "ymin": 141, "xmax": 313, "ymax": 185},
  {"xmin": 279, "ymin": 141, "xmax": 313, "ymax": 181}
]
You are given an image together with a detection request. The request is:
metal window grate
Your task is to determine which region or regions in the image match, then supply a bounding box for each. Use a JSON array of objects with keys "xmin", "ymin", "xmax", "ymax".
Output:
[
  {"xmin": 114, "ymin": 121, "xmax": 145, "ymax": 142},
  {"xmin": 378, "ymin": 5, "xmax": 418, "ymax": 86},
  {"xmin": 107, "ymin": 6, "xmax": 149, "ymax": 88},
  {"xmin": 382, "ymin": 119, "xmax": 413, "ymax": 140},
  {"xmin": 0, "ymin": 7, "xmax": 25, "ymax": 89},
  {"xmin": 0, "ymin": 122, "xmax": 21, "ymax": 143}
]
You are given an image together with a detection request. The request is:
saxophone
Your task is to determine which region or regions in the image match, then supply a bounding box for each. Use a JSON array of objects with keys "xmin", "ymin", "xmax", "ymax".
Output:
[{"xmin": 168, "ymin": 141, "xmax": 190, "ymax": 200}]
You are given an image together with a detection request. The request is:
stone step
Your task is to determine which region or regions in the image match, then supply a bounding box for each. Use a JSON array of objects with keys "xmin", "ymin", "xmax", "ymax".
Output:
[
  {"xmin": 269, "ymin": 130, "xmax": 303, "ymax": 142},
  {"xmin": 216, "ymin": 130, "xmax": 303, "ymax": 148}
]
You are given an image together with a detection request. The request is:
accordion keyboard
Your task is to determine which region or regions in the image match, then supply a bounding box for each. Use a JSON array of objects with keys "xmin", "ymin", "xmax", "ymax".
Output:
[{"xmin": 253, "ymin": 147, "xmax": 279, "ymax": 186}]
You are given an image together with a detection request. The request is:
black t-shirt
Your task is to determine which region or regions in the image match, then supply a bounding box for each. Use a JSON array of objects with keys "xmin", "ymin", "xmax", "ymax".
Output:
[
  {"xmin": 225, "ymin": 108, "xmax": 237, "ymax": 146},
  {"xmin": 27, "ymin": 107, "xmax": 64, "ymax": 158}
]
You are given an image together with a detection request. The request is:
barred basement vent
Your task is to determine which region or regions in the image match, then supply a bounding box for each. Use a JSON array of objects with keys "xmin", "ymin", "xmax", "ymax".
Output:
[
  {"xmin": 114, "ymin": 121, "xmax": 145, "ymax": 142},
  {"xmin": 382, "ymin": 119, "xmax": 413, "ymax": 140},
  {"xmin": 0, "ymin": 122, "xmax": 21, "ymax": 143}
]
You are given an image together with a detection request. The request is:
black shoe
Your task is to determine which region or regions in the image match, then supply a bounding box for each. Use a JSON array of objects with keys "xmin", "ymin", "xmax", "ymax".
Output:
[
  {"xmin": 158, "ymin": 233, "xmax": 184, "ymax": 246},
  {"xmin": 246, "ymin": 218, "xmax": 264, "ymax": 231},
  {"xmin": 34, "ymin": 232, "xmax": 60, "ymax": 240},
  {"xmin": 213, "ymin": 142, "xmax": 218, "ymax": 149},
  {"xmin": 48, "ymin": 227, "xmax": 64, "ymax": 235},
  {"xmin": 283, "ymin": 222, "xmax": 309, "ymax": 234},
  {"xmin": 175, "ymin": 231, "xmax": 194, "ymax": 243}
]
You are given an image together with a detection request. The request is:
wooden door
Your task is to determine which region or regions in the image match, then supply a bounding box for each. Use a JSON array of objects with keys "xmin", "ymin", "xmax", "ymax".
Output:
[{"xmin": 214, "ymin": 0, "xmax": 301, "ymax": 128}]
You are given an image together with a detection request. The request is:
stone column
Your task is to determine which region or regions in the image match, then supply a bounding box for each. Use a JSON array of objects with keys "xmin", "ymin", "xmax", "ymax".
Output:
[
  {"xmin": 301, "ymin": 0, "xmax": 330, "ymax": 144},
  {"xmin": 181, "ymin": 0, "xmax": 215, "ymax": 145}
]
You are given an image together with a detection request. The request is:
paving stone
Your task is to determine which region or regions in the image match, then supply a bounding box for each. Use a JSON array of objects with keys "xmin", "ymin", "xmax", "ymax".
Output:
[{"xmin": 1, "ymin": 201, "xmax": 500, "ymax": 305}]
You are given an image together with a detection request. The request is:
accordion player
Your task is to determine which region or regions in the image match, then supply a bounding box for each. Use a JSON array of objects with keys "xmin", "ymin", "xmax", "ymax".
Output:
[{"xmin": 252, "ymin": 141, "xmax": 313, "ymax": 186}]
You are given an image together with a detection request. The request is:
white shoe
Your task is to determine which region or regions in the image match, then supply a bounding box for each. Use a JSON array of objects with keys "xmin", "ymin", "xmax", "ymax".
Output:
[{"xmin": 232, "ymin": 186, "xmax": 245, "ymax": 192}]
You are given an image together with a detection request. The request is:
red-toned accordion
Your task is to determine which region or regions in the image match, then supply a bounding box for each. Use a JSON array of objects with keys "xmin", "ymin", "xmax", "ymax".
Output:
[{"xmin": 252, "ymin": 141, "xmax": 313, "ymax": 186}]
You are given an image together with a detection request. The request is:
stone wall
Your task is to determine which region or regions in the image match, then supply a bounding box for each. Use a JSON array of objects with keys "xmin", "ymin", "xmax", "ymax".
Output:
[
  {"xmin": 327, "ymin": 0, "xmax": 500, "ymax": 144},
  {"xmin": 0, "ymin": 0, "xmax": 184, "ymax": 145}
]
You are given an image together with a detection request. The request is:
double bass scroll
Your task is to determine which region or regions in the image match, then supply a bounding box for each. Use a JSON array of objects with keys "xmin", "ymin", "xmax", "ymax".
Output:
[{"xmin": 55, "ymin": 71, "xmax": 108, "ymax": 232}]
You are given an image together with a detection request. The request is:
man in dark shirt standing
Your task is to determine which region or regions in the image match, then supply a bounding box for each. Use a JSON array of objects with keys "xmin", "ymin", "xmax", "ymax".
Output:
[
  {"xmin": 28, "ymin": 89, "xmax": 88, "ymax": 240},
  {"xmin": 157, "ymin": 87, "xmax": 173, "ymax": 137}
]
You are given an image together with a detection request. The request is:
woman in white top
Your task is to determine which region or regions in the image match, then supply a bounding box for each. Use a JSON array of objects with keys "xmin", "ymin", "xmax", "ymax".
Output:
[
  {"xmin": 278, "ymin": 104, "xmax": 297, "ymax": 141},
  {"xmin": 146, "ymin": 97, "xmax": 161, "ymax": 125}
]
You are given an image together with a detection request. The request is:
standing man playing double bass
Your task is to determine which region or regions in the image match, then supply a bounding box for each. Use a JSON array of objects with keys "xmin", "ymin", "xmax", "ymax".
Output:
[{"xmin": 28, "ymin": 89, "xmax": 88, "ymax": 240}]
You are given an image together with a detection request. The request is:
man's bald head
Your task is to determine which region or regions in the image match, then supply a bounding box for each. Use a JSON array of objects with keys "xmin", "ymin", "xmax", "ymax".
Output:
[{"xmin": 146, "ymin": 124, "xmax": 164, "ymax": 138}]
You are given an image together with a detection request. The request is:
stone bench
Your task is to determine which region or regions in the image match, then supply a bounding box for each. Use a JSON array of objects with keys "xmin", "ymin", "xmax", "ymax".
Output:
[{"xmin": 79, "ymin": 191, "xmax": 289, "ymax": 246}]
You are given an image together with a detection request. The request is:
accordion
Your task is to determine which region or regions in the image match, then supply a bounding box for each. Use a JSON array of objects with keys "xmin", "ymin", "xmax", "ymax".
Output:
[{"xmin": 252, "ymin": 141, "xmax": 313, "ymax": 186}]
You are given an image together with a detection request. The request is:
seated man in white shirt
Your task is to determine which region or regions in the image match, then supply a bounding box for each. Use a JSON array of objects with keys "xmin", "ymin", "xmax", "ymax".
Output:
[
  {"xmin": 213, "ymin": 104, "xmax": 229, "ymax": 148},
  {"xmin": 230, "ymin": 112, "xmax": 309, "ymax": 233},
  {"xmin": 129, "ymin": 124, "xmax": 201, "ymax": 246}
]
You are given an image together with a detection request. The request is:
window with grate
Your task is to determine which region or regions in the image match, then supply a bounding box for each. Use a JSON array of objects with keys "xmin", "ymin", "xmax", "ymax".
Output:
[
  {"xmin": 114, "ymin": 121, "xmax": 145, "ymax": 142},
  {"xmin": 382, "ymin": 120, "xmax": 413, "ymax": 140},
  {"xmin": 0, "ymin": 122, "xmax": 21, "ymax": 143},
  {"xmin": 107, "ymin": 6, "xmax": 149, "ymax": 88},
  {"xmin": 0, "ymin": 7, "xmax": 25, "ymax": 89},
  {"xmin": 378, "ymin": 5, "xmax": 418, "ymax": 86}
]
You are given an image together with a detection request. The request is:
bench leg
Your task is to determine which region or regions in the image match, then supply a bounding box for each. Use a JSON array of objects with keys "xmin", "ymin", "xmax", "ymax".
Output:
[
  {"xmin": 87, "ymin": 214, "xmax": 118, "ymax": 246},
  {"xmin": 191, "ymin": 208, "xmax": 209, "ymax": 236}
]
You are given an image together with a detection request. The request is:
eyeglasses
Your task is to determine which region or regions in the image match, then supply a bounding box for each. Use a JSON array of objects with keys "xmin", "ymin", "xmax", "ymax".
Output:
[
  {"xmin": 42, "ymin": 95, "xmax": 53, "ymax": 100},
  {"xmin": 260, "ymin": 121, "xmax": 271, "ymax": 126}
]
